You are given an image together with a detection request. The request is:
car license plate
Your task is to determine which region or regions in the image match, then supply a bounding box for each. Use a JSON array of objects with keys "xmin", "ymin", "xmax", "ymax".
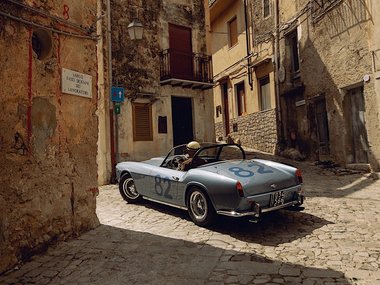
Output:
[{"xmin": 269, "ymin": 191, "xmax": 285, "ymax": 207}]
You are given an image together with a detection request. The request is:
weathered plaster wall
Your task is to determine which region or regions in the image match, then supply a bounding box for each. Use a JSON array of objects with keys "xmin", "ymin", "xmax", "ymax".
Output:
[
  {"xmin": 368, "ymin": 0, "xmax": 380, "ymax": 170},
  {"xmin": 210, "ymin": 1, "xmax": 246, "ymax": 78},
  {"xmin": 0, "ymin": 0, "xmax": 99, "ymax": 273},
  {"xmin": 97, "ymin": 0, "xmax": 112, "ymax": 185},
  {"xmin": 111, "ymin": 0, "xmax": 215, "ymax": 161},
  {"xmin": 278, "ymin": 0, "xmax": 380, "ymax": 169}
]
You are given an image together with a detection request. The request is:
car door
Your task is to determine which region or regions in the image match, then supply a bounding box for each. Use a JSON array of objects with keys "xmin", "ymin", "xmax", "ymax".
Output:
[{"xmin": 144, "ymin": 166, "xmax": 186, "ymax": 205}]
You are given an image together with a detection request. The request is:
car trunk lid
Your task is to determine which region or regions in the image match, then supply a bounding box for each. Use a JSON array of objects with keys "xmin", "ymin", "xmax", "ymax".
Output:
[{"xmin": 200, "ymin": 159, "xmax": 298, "ymax": 196}]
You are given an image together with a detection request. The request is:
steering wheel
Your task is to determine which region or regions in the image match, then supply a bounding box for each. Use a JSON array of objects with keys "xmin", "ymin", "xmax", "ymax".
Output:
[{"xmin": 169, "ymin": 155, "xmax": 185, "ymax": 170}]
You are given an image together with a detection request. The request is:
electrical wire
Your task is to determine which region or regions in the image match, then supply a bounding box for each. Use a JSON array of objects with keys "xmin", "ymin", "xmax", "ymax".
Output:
[{"xmin": 0, "ymin": 11, "xmax": 98, "ymax": 40}]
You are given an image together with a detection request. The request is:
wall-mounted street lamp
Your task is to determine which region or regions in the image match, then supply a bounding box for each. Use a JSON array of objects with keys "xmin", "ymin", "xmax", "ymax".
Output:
[{"xmin": 127, "ymin": 20, "xmax": 143, "ymax": 40}]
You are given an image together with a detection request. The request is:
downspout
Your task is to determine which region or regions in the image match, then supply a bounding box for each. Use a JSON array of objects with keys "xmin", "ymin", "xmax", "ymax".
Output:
[
  {"xmin": 274, "ymin": 0, "xmax": 283, "ymax": 147},
  {"xmin": 106, "ymin": 0, "xmax": 118, "ymax": 181},
  {"xmin": 243, "ymin": 0, "xmax": 253, "ymax": 89}
]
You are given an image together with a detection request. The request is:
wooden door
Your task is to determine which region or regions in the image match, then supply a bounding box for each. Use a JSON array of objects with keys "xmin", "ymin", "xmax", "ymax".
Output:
[
  {"xmin": 222, "ymin": 83, "xmax": 230, "ymax": 136},
  {"xmin": 169, "ymin": 24, "xmax": 193, "ymax": 80},
  {"xmin": 349, "ymin": 87, "xmax": 368, "ymax": 163}
]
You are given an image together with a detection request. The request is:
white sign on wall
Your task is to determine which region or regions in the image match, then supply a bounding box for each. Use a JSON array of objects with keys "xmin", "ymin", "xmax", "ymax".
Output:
[{"xmin": 62, "ymin": 68, "xmax": 92, "ymax": 99}]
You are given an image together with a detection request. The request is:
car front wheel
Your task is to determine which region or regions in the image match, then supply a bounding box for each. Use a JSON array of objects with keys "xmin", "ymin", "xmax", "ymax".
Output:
[
  {"xmin": 187, "ymin": 188, "xmax": 216, "ymax": 227},
  {"xmin": 119, "ymin": 174, "xmax": 142, "ymax": 203}
]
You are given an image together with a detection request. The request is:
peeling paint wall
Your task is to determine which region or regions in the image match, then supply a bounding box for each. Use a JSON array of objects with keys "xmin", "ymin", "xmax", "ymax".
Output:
[
  {"xmin": 278, "ymin": 0, "xmax": 380, "ymax": 170},
  {"xmin": 0, "ymin": 0, "xmax": 99, "ymax": 273},
  {"xmin": 110, "ymin": 0, "xmax": 215, "ymax": 161}
]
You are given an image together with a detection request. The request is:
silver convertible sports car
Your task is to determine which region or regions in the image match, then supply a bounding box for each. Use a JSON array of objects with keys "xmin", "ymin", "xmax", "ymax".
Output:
[{"xmin": 116, "ymin": 143, "xmax": 304, "ymax": 226}]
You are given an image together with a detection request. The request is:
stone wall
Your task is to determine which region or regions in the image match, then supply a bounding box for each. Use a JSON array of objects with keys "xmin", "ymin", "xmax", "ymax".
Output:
[
  {"xmin": 0, "ymin": 0, "xmax": 99, "ymax": 273},
  {"xmin": 216, "ymin": 109, "xmax": 278, "ymax": 154}
]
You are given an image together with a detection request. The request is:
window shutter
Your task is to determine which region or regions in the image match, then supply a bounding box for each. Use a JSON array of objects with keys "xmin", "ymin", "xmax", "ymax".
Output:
[
  {"xmin": 228, "ymin": 17, "xmax": 238, "ymax": 47},
  {"xmin": 133, "ymin": 103, "xmax": 153, "ymax": 141}
]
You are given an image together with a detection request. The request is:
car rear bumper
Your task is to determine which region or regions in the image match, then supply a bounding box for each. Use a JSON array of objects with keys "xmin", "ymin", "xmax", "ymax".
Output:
[{"xmin": 217, "ymin": 194, "xmax": 304, "ymax": 218}]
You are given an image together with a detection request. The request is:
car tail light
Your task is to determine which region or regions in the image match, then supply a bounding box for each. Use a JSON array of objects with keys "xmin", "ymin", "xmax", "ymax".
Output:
[
  {"xmin": 296, "ymin": 169, "xmax": 303, "ymax": 184},
  {"xmin": 236, "ymin": 181, "xmax": 244, "ymax": 197}
]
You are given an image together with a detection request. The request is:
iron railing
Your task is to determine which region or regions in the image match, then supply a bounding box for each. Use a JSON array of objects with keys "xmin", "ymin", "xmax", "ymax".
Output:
[{"xmin": 159, "ymin": 49, "xmax": 213, "ymax": 84}]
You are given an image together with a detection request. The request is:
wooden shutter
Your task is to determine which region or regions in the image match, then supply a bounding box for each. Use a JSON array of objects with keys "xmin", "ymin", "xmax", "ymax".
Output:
[
  {"xmin": 229, "ymin": 17, "xmax": 238, "ymax": 47},
  {"xmin": 133, "ymin": 103, "xmax": 153, "ymax": 141}
]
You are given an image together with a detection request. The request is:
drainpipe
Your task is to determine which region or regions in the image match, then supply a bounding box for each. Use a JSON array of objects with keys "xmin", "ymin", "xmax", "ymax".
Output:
[
  {"xmin": 106, "ymin": 0, "xmax": 118, "ymax": 181},
  {"xmin": 243, "ymin": 0, "xmax": 253, "ymax": 89},
  {"xmin": 274, "ymin": 0, "xmax": 283, "ymax": 146}
]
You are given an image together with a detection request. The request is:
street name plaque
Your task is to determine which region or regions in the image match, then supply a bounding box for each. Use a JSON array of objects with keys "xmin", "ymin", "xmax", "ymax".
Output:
[{"xmin": 62, "ymin": 68, "xmax": 92, "ymax": 99}]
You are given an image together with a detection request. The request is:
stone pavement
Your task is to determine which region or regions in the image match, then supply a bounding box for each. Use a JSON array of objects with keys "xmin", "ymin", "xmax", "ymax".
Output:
[{"xmin": 1, "ymin": 159, "xmax": 380, "ymax": 285}]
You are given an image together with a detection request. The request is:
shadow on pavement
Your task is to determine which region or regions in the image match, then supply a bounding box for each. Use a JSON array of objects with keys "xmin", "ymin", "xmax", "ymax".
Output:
[
  {"xmin": 0, "ymin": 224, "xmax": 350, "ymax": 284},
  {"xmin": 210, "ymin": 210, "xmax": 332, "ymax": 246},
  {"xmin": 140, "ymin": 201, "xmax": 331, "ymax": 246}
]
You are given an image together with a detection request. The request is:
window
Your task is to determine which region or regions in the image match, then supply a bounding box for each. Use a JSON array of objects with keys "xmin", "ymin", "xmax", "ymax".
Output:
[
  {"xmin": 158, "ymin": 116, "xmax": 167, "ymax": 133},
  {"xmin": 263, "ymin": 0, "xmax": 271, "ymax": 18},
  {"xmin": 259, "ymin": 76, "xmax": 271, "ymax": 111},
  {"xmin": 132, "ymin": 103, "xmax": 153, "ymax": 141},
  {"xmin": 288, "ymin": 30, "xmax": 300, "ymax": 74},
  {"xmin": 228, "ymin": 17, "xmax": 238, "ymax": 47},
  {"xmin": 235, "ymin": 82, "xmax": 245, "ymax": 116}
]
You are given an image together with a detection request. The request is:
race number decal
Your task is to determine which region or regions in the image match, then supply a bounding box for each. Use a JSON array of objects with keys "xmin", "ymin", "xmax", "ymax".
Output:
[
  {"xmin": 229, "ymin": 167, "xmax": 254, "ymax": 178},
  {"xmin": 247, "ymin": 162, "xmax": 274, "ymax": 174},
  {"xmin": 229, "ymin": 162, "xmax": 273, "ymax": 177},
  {"xmin": 154, "ymin": 175, "xmax": 172, "ymax": 199}
]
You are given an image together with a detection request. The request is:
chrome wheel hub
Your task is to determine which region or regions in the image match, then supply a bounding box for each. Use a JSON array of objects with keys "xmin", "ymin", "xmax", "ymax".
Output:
[{"xmin": 189, "ymin": 191, "xmax": 207, "ymax": 220}]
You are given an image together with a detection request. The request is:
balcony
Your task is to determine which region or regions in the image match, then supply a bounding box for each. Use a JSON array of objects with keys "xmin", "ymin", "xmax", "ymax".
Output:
[{"xmin": 159, "ymin": 49, "xmax": 214, "ymax": 90}]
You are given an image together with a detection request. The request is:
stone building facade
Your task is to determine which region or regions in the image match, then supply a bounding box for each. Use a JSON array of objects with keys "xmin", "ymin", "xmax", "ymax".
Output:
[
  {"xmin": 0, "ymin": 0, "xmax": 99, "ymax": 273},
  {"xmin": 277, "ymin": 0, "xmax": 380, "ymax": 170},
  {"xmin": 207, "ymin": 0, "xmax": 278, "ymax": 154},
  {"xmin": 106, "ymin": 0, "xmax": 215, "ymax": 164}
]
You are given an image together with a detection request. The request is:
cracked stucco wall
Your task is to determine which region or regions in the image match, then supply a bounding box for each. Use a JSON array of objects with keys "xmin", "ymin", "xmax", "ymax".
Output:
[{"xmin": 0, "ymin": 0, "xmax": 99, "ymax": 273}]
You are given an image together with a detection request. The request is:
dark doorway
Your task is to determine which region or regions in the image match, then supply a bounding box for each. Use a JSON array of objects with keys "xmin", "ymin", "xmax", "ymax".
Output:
[
  {"xmin": 222, "ymin": 83, "xmax": 230, "ymax": 136},
  {"xmin": 171, "ymin": 96, "xmax": 193, "ymax": 146},
  {"xmin": 169, "ymin": 24, "xmax": 193, "ymax": 80},
  {"xmin": 344, "ymin": 86, "xmax": 369, "ymax": 163}
]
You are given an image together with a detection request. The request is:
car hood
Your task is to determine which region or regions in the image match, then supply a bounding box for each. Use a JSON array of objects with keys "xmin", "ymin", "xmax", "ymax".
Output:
[{"xmin": 199, "ymin": 159, "xmax": 298, "ymax": 195}]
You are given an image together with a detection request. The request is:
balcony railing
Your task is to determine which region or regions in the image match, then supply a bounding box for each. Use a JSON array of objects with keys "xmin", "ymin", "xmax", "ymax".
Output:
[
  {"xmin": 209, "ymin": 0, "xmax": 217, "ymax": 6},
  {"xmin": 159, "ymin": 49, "xmax": 213, "ymax": 89}
]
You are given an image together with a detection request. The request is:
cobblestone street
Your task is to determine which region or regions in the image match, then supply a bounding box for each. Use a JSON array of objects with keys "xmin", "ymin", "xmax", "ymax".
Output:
[{"xmin": 1, "ymin": 159, "xmax": 380, "ymax": 285}]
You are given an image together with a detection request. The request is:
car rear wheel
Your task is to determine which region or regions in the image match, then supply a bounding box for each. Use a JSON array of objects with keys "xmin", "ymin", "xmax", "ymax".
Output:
[
  {"xmin": 119, "ymin": 174, "xmax": 142, "ymax": 203},
  {"xmin": 187, "ymin": 188, "xmax": 216, "ymax": 227}
]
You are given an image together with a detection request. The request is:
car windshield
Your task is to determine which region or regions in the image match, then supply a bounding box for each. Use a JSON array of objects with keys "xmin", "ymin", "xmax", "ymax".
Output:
[
  {"xmin": 195, "ymin": 144, "xmax": 245, "ymax": 161},
  {"xmin": 161, "ymin": 143, "xmax": 245, "ymax": 170}
]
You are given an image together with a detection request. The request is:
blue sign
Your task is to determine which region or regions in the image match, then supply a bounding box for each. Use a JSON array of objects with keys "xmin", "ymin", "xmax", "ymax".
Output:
[{"xmin": 111, "ymin": 87, "xmax": 125, "ymax": 102}]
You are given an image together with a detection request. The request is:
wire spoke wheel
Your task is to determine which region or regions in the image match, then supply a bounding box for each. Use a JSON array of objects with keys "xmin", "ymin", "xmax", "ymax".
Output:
[
  {"xmin": 189, "ymin": 191, "xmax": 207, "ymax": 220},
  {"xmin": 123, "ymin": 178, "xmax": 139, "ymax": 199},
  {"xmin": 187, "ymin": 188, "xmax": 215, "ymax": 226},
  {"xmin": 119, "ymin": 175, "xmax": 142, "ymax": 203}
]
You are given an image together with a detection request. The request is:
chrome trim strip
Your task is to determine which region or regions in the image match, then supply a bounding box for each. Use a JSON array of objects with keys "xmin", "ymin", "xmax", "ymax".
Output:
[
  {"xmin": 142, "ymin": 196, "xmax": 188, "ymax": 211},
  {"xmin": 217, "ymin": 200, "xmax": 300, "ymax": 218},
  {"xmin": 217, "ymin": 210, "xmax": 260, "ymax": 218}
]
